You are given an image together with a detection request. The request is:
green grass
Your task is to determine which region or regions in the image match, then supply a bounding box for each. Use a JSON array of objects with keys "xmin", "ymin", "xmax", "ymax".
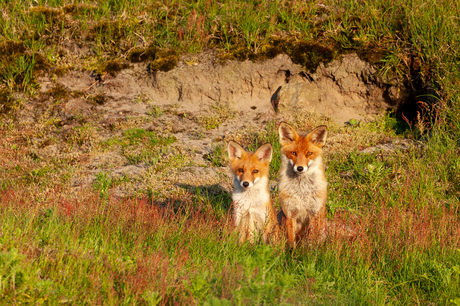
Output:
[
  {"xmin": 1, "ymin": 171, "xmax": 459, "ymax": 304},
  {"xmin": 101, "ymin": 128, "xmax": 177, "ymax": 165},
  {"xmin": 3, "ymin": 0, "xmax": 456, "ymax": 95}
]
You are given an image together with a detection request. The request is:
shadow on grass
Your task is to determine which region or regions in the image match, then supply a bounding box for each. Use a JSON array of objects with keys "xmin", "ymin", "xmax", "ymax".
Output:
[{"xmin": 176, "ymin": 183, "xmax": 233, "ymax": 213}]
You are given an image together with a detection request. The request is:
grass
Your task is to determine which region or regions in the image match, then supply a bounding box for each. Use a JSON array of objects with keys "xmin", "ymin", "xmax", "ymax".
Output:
[
  {"xmin": 4, "ymin": 0, "xmax": 455, "ymax": 96},
  {"xmin": 1, "ymin": 168, "xmax": 459, "ymax": 304},
  {"xmin": 101, "ymin": 128, "xmax": 177, "ymax": 165},
  {"xmin": 1, "ymin": 0, "xmax": 460, "ymax": 305}
]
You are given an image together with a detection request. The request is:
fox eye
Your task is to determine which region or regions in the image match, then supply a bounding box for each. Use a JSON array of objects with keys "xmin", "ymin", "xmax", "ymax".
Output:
[
  {"xmin": 252, "ymin": 169, "xmax": 258, "ymax": 173},
  {"xmin": 238, "ymin": 168, "xmax": 244, "ymax": 173},
  {"xmin": 291, "ymin": 151, "xmax": 297, "ymax": 156},
  {"xmin": 307, "ymin": 152, "xmax": 313, "ymax": 156}
]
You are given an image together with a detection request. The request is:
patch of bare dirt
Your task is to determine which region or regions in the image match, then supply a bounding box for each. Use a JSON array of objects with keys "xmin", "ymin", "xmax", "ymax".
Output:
[{"xmin": 2, "ymin": 51, "xmax": 416, "ymax": 199}]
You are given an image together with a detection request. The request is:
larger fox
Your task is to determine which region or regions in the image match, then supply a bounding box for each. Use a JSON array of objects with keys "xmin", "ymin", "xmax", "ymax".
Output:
[
  {"xmin": 228, "ymin": 141, "xmax": 275, "ymax": 244},
  {"xmin": 278, "ymin": 122, "xmax": 328, "ymax": 248}
]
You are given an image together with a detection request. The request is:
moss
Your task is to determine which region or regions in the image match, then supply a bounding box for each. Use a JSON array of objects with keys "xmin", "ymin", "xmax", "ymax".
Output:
[
  {"xmin": 0, "ymin": 88, "xmax": 16, "ymax": 114},
  {"xmin": 97, "ymin": 59, "xmax": 130, "ymax": 77},
  {"xmin": 218, "ymin": 37, "xmax": 339, "ymax": 73},
  {"xmin": 0, "ymin": 41, "xmax": 26, "ymax": 58},
  {"xmin": 357, "ymin": 44, "xmax": 388, "ymax": 66},
  {"xmin": 52, "ymin": 66, "xmax": 69, "ymax": 77},
  {"xmin": 289, "ymin": 41, "xmax": 338, "ymax": 72},
  {"xmin": 47, "ymin": 84, "xmax": 69, "ymax": 101},
  {"xmin": 149, "ymin": 50, "xmax": 180, "ymax": 72},
  {"xmin": 62, "ymin": 4, "xmax": 77, "ymax": 14},
  {"xmin": 129, "ymin": 46, "xmax": 179, "ymax": 72},
  {"xmin": 32, "ymin": 53, "xmax": 51, "ymax": 72},
  {"xmin": 128, "ymin": 46, "xmax": 159, "ymax": 63},
  {"xmin": 102, "ymin": 59, "xmax": 129, "ymax": 77},
  {"xmin": 92, "ymin": 94, "xmax": 106, "ymax": 105},
  {"xmin": 62, "ymin": 4, "xmax": 98, "ymax": 15},
  {"xmin": 29, "ymin": 6, "xmax": 63, "ymax": 23},
  {"xmin": 87, "ymin": 20, "xmax": 125, "ymax": 43}
]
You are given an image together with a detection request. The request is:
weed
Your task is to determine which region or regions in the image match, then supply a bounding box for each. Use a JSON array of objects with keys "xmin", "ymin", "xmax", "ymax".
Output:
[
  {"xmin": 148, "ymin": 105, "xmax": 164, "ymax": 118},
  {"xmin": 93, "ymin": 171, "xmax": 113, "ymax": 200},
  {"xmin": 69, "ymin": 123, "xmax": 98, "ymax": 147},
  {"xmin": 0, "ymin": 88, "xmax": 17, "ymax": 113}
]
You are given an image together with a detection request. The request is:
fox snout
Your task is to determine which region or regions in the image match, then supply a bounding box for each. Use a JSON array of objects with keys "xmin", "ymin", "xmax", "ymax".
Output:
[
  {"xmin": 289, "ymin": 159, "xmax": 313, "ymax": 174},
  {"xmin": 238, "ymin": 178, "xmax": 253, "ymax": 189},
  {"xmin": 236, "ymin": 175, "xmax": 257, "ymax": 189}
]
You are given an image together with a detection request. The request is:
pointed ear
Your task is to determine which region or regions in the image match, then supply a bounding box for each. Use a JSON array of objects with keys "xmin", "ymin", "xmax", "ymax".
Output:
[
  {"xmin": 307, "ymin": 125, "xmax": 327, "ymax": 147},
  {"xmin": 278, "ymin": 122, "xmax": 298, "ymax": 146},
  {"xmin": 228, "ymin": 141, "xmax": 245, "ymax": 161},
  {"xmin": 255, "ymin": 143, "xmax": 272, "ymax": 163}
]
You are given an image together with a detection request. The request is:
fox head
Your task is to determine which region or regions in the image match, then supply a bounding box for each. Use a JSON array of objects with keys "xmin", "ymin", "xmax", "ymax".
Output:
[
  {"xmin": 227, "ymin": 141, "xmax": 272, "ymax": 189},
  {"xmin": 278, "ymin": 122, "xmax": 327, "ymax": 174}
]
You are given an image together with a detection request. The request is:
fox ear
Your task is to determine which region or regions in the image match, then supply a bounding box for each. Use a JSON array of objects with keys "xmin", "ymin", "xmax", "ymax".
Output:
[
  {"xmin": 228, "ymin": 141, "xmax": 245, "ymax": 160},
  {"xmin": 255, "ymin": 143, "xmax": 272, "ymax": 163},
  {"xmin": 308, "ymin": 125, "xmax": 327, "ymax": 147},
  {"xmin": 278, "ymin": 122, "xmax": 297, "ymax": 146}
]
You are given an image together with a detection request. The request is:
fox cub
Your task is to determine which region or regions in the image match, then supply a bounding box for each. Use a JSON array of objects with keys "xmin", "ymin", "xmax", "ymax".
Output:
[
  {"xmin": 277, "ymin": 122, "xmax": 328, "ymax": 248},
  {"xmin": 228, "ymin": 141, "xmax": 275, "ymax": 244}
]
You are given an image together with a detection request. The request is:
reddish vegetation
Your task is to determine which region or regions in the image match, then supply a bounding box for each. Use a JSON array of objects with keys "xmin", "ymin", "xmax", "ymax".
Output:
[
  {"xmin": 323, "ymin": 204, "xmax": 460, "ymax": 267},
  {"xmin": 1, "ymin": 187, "xmax": 459, "ymax": 304},
  {"xmin": 0, "ymin": 188, "xmax": 233, "ymax": 304}
]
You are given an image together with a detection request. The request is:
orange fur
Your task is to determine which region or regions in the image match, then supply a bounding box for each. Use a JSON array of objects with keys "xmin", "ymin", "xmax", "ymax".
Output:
[
  {"xmin": 277, "ymin": 122, "xmax": 328, "ymax": 248},
  {"xmin": 228, "ymin": 141, "xmax": 275, "ymax": 244}
]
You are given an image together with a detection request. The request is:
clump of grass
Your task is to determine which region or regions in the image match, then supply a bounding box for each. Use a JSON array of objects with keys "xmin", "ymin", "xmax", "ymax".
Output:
[
  {"xmin": 62, "ymin": 4, "xmax": 98, "ymax": 16},
  {"xmin": 148, "ymin": 105, "xmax": 164, "ymax": 117},
  {"xmin": 204, "ymin": 142, "xmax": 227, "ymax": 167},
  {"xmin": 122, "ymin": 128, "xmax": 176, "ymax": 147},
  {"xmin": 0, "ymin": 41, "xmax": 51, "ymax": 93},
  {"xmin": 196, "ymin": 101, "xmax": 236, "ymax": 130},
  {"xmin": 102, "ymin": 128, "xmax": 176, "ymax": 165},
  {"xmin": 87, "ymin": 20, "xmax": 125, "ymax": 43},
  {"xmin": 66, "ymin": 123, "xmax": 98, "ymax": 147},
  {"xmin": 29, "ymin": 6, "xmax": 63, "ymax": 24},
  {"xmin": 93, "ymin": 171, "xmax": 113, "ymax": 200}
]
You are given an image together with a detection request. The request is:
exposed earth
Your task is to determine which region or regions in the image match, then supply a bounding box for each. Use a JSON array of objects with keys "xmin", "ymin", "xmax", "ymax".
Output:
[{"xmin": 2, "ymin": 51, "xmax": 421, "ymax": 200}]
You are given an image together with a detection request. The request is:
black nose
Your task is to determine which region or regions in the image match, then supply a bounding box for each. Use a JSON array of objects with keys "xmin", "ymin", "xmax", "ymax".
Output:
[
  {"xmin": 297, "ymin": 166, "xmax": 304, "ymax": 172},
  {"xmin": 242, "ymin": 182, "xmax": 249, "ymax": 187}
]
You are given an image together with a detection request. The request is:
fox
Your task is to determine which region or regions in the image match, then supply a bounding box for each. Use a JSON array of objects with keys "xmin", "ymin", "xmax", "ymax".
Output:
[
  {"xmin": 227, "ymin": 141, "xmax": 275, "ymax": 244},
  {"xmin": 277, "ymin": 122, "xmax": 328, "ymax": 248}
]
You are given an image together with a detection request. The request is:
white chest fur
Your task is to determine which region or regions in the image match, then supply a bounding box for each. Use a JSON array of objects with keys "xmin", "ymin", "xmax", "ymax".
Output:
[
  {"xmin": 278, "ymin": 155, "xmax": 327, "ymax": 217},
  {"xmin": 232, "ymin": 176, "xmax": 270, "ymax": 226}
]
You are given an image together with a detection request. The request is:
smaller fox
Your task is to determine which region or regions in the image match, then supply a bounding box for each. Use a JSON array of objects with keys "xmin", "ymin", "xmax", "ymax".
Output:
[
  {"xmin": 228, "ymin": 141, "xmax": 275, "ymax": 244},
  {"xmin": 277, "ymin": 122, "xmax": 328, "ymax": 248}
]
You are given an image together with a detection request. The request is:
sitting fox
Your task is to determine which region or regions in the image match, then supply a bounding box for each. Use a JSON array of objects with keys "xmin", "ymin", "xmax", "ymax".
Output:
[
  {"xmin": 227, "ymin": 141, "xmax": 275, "ymax": 244},
  {"xmin": 277, "ymin": 122, "xmax": 328, "ymax": 248}
]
